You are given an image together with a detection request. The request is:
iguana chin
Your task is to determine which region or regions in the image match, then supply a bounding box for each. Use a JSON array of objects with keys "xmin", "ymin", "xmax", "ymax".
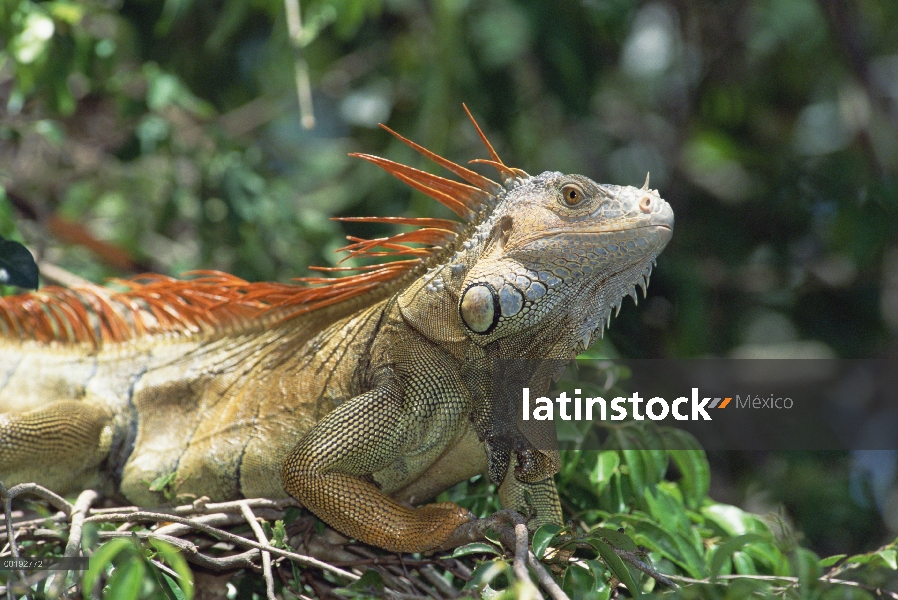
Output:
[{"xmin": 0, "ymin": 107, "xmax": 673, "ymax": 553}]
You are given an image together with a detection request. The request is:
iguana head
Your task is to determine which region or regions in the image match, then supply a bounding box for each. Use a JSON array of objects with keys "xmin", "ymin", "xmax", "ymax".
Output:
[
  {"xmin": 364, "ymin": 109, "xmax": 673, "ymax": 360},
  {"xmin": 454, "ymin": 172, "xmax": 673, "ymax": 357}
]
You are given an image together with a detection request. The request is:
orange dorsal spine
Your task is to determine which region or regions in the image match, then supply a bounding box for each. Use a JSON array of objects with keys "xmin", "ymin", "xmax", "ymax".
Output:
[{"xmin": 0, "ymin": 108, "xmax": 509, "ymax": 347}]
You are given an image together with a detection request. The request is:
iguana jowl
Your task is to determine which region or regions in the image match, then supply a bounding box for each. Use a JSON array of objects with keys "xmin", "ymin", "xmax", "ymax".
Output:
[{"xmin": 0, "ymin": 108, "xmax": 673, "ymax": 552}]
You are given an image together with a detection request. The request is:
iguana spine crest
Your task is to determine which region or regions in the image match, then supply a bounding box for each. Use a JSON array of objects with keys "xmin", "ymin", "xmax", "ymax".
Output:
[{"xmin": 0, "ymin": 106, "xmax": 515, "ymax": 347}]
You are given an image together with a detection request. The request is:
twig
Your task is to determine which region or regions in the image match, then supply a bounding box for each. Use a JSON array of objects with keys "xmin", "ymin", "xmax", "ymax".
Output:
[
  {"xmin": 418, "ymin": 564, "xmax": 458, "ymax": 598},
  {"xmin": 0, "ymin": 481, "xmax": 32, "ymax": 600},
  {"xmin": 527, "ymin": 552, "xmax": 570, "ymax": 600},
  {"xmin": 171, "ymin": 497, "xmax": 300, "ymax": 515},
  {"xmin": 350, "ymin": 546, "xmax": 431, "ymax": 597},
  {"xmin": 512, "ymin": 521, "xmax": 530, "ymax": 583},
  {"xmin": 284, "ymin": 0, "xmax": 315, "ymax": 129},
  {"xmin": 239, "ymin": 502, "xmax": 276, "ymax": 600},
  {"xmin": 154, "ymin": 512, "xmax": 250, "ymax": 536},
  {"xmin": 47, "ymin": 489, "xmax": 97, "ymax": 597},
  {"xmin": 97, "ymin": 531, "xmax": 198, "ymax": 553},
  {"xmin": 3, "ymin": 511, "xmax": 68, "ymax": 532},
  {"xmin": 3, "ymin": 482, "xmax": 74, "ymax": 515},
  {"xmin": 613, "ymin": 547, "xmax": 678, "ymax": 588},
  {"xmin": 85, "ymin": 510, "xmax": 359, "ymax": 581},
  {"xmin": 189, "ymin": 548, "xmax": 262, "ymax": 572},
  {"xmin": 97, "ymin": 529, "xmax": 264, "ymax": 571},
  {"xmin": 36, "ymin": 262, "xmax": 94, "ymax": 289}
]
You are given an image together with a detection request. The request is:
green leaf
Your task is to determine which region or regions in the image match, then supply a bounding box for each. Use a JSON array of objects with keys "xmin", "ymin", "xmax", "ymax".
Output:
[
  {"xmin": 587, "ymin": 538, "xmax": 641, "ymax": 599},
  {"xmin": 336, "ymin": 569, "xmax": 385, "ymax": 597},
  {"xmin": 284, "ymin": 506, "xmax": 304, "ymax": 524},
  {"xmin": 589, "ymin": 451, "xmax": 620, "ymax": 492},
  {"xmin": 83, "ymin": 537, "xmax": 134, "ymax": 594},
  {"xmin": 452, "ymin": 542, "xmax": 502, "ymax": 558},
  {"xmin": 464, "ymin": 559, "xmax": 511, "ymax": 592},
  {"xmin": 532, "ymin": 524, "xmax": 564, "ymax": 559},
  {"xmin": 743, "ymin": 541, "xmax": 787, "ymax": 576},
  {"xmin": 484, "ymin": 528, "xmax": 503, "ymax": 547},
  {"xmin": 879, "ymin": 548, "xmax": 898, "ymax": 570},
  {"xmin": 629, "ymin": 519, "xmax": 705, "ymax": 578},
  {"xmin": 662, "ymin": 429, "xmax": 710, "ymax": 508},
  {"xmin": 149, "ymin": 538, "xmax": 194, "ymax": 600},
  {"xmin": 643, "ymin": 486, "xmax": 690, "ymax": 534},
  {"xmin": 709, "ymin": 533, "xmax": 767, "ymax": 580},
  {"xmin": 162, "ymin": 573, "xmax": 189, "ymax": 600},
  {"xmin": 702, "ymin": 504, "xmax": 770, "ymax": 536},
  {"xmin": 106, "ymin": 555, "xmax": 146, "ymax": 600},
  {"xmin": 584, "ymin": 559, "xmax": 611, "ymax": 599},
  {"xmin": 818, "ymin": 554, "xmax": 846, "ymax": 568},
  {"xmin": 621, "ymin": 447, "xmax": 646, "ymax": 495},
  {"xmin": 791, "ymin": 547, "xmax": 821, "ymax": 590},
  {"xmin": 590, "ymin": 527, "xmax": 639, "ymax": 553},
  {"xmin": 148, "ymin": 472, "xmax": 177, "ymax": 493},
  {"xmin": 732, "ymin": 550, "xmax": 757, "ymax": 575},
  {"xmin": 0, "ymin": 235, "xmax": 39, "ymax": 289},
  {"xmin": 272, "ymin": 519, "xmax": 288, "ymax": 549},
  {"xmin": 290, "ymin": 560, "xmax": 303, "ymax": 594},
  {"xmin": 562, "ymin": 563, "xmax": 595, "ymax": 600}
]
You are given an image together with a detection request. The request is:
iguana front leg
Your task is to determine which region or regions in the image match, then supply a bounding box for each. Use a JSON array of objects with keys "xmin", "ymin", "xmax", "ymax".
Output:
[
  {"xmin": 281, "ymin": 381, "xmax": 475, "ymax": 553},
  {"xmin": 0, "ymin": 400, "xmax": 114, "ymax": 493}
]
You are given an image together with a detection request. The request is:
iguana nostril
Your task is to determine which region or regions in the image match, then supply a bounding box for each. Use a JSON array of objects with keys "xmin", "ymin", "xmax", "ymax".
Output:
[
  {"xmin": 639, "ymin": 195, "xmax": 653, "ymax": 213},
  {"xmin": 460, "ymin": 284, "xmax": 499, "ymax": 333}
]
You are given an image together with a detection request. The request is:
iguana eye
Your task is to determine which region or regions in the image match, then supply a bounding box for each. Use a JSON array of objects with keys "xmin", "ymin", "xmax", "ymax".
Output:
[{"xmin": 561, "ymin": 184, "xmax": 585, "ymax": 206}]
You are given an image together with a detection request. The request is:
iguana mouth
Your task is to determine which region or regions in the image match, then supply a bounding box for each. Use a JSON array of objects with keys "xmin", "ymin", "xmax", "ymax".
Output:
[{"xmin": 509, "ymin": 223, "xmax": 673, "ymax": 249}]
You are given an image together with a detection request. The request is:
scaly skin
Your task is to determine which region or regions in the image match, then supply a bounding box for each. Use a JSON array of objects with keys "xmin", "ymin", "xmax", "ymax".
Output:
[{"xmin": 0, "ymin": 112, "xmax": 673, "ymax": 552}]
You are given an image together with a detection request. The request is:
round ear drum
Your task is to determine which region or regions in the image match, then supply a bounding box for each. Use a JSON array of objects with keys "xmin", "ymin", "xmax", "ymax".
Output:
[{"xmin": 459, "ymin": 283, "xmax": 500, "ymax": 334}]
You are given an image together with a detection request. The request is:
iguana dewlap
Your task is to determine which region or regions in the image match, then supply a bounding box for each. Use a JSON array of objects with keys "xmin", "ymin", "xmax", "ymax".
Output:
[{"xmin": 0, "ymin": 108, "xmax": 673, "ymax": 552}]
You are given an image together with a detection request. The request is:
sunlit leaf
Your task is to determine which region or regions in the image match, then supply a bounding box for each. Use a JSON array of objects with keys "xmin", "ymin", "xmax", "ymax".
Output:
[
  {"xmin": 586, "ymin": 537, "xmax": 641, "ymax": 599},
  {"xmin": 532, "ymin": 524, "xmax": 564, "ymax": 559},
  {"xmin": 709, "ymin": 533, "xmax": 767, "ymax": 580},
  {"xmin": 452, "ymin": 542, "xmax": 502, "ymax": 558},
  {"xmin": 589, "ymin": 451, "xmax": 620, "ymax": 492},
  {"xmin": 149, "ymin": 538, "xmax": 194, "ymax": 599},
  {"xmin": 82, "ymin": 538, "xmax": 134, "ymax": 594}
]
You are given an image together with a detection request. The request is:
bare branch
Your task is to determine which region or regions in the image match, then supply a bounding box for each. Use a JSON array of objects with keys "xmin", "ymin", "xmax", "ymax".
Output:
[
  {"xmin": 0, "ymin": 481, "xmax": 32, "ymax": 600},
  {"xmin": 2, "ymin": 482, "xmax": 74, "ymax": 515},
  {"xmin": 47, "ymin": 489, "xmax": 98, "ymax": 597},
  {"xmin": 527, "ymin": 552, "xmax": 570, "ymax": 600},
  {"xmin": 85, "ymin": 510, "xmax": 360, "ymax": 581},
  {"xmin": 284, "ymin": 0, "xmax": 315, "ymax": 129},
  {"xmin": 239, "ymin": 502, "xmax": 276, "ymax": 600}
]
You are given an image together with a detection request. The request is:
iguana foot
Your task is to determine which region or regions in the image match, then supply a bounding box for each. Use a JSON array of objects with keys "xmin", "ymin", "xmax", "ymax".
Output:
[
  {"xmin": 376, "ymin": 502, "xmax": 475, "ymax": 553},
  {"xmin": 435, "ymin": 508, "xmax": 526, "ymax": 552}
]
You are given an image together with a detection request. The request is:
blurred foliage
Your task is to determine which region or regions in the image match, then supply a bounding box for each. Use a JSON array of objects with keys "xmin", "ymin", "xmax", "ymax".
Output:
[{"xmin": 2, "ymin": 0, "xmax": 898, "ymax": 597}]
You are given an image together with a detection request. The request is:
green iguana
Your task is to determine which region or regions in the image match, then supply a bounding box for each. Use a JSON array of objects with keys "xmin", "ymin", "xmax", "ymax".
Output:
[{"xmin": 0, "ymin": 108, "xmax": 673, "ymax": 553}]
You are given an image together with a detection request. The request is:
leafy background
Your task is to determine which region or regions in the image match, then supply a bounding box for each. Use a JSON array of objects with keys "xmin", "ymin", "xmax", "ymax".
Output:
[{"xmin": 1, "ymin": 0, "xmax": 897, "ymax": 597}]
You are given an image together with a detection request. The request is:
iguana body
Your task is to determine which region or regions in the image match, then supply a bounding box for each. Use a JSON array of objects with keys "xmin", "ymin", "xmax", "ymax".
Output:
[{"xmin": 0, "ymin": 109, "xmax": 673, "ymax": 552}]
